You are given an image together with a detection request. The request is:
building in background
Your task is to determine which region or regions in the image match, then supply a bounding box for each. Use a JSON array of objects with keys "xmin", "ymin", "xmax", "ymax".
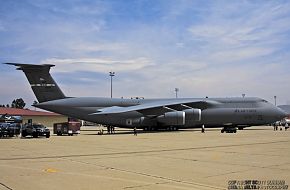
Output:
[{"xmin": 0, "ymin": 107, "xmax": 68, "ymax": 128}]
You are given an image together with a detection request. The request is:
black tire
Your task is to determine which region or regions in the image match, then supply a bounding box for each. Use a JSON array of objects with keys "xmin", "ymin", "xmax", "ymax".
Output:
[
  {"xmin": 33, "ymin": 133, "xmax": 38, "ymax": 138},
  {"xmin": 22, "ymin": 131, "xmax": 27, "ymax": 137},
  {"xmin": 221, "ymin": 129, "xmax": 224, "ymax": 133},
  {"xmin": 46, "ymin": 134, "xmax": 50, "ymax": 138}
]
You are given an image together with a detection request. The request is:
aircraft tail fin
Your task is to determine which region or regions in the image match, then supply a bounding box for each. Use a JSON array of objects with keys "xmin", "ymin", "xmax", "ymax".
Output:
[{"xmin": 5, "ymin": 63, "xmax": 66, "ymax": 103}]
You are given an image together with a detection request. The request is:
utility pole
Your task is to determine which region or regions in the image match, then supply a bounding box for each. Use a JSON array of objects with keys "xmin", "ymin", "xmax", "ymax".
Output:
[
  {"xmin": 274, "ymin": 95, "xmax": 277, "ymax": 106},
  {"xmin": 175, "ymin": 88, "xmax": 179, "ymax": 98},
  {"xmin": 109, "ymin": 71, "xmax": 115, "ymax": 98}
]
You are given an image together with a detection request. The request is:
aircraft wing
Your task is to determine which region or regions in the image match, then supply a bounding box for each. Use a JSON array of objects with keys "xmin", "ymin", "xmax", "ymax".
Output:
[{"xmin": 90, "ymin": 99, "xmax": 220, "ymax": 116}]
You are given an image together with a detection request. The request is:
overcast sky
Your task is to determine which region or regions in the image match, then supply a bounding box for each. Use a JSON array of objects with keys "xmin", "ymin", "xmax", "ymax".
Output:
[{"xmin": 1, "ymin": 0, "xmax": 290, "ymax": 107}]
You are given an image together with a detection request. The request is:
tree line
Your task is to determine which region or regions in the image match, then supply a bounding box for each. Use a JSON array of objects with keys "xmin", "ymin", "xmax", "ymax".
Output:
[{"xmin": 0, "ymin": 98, "xmax": 26, "ymax": 109}]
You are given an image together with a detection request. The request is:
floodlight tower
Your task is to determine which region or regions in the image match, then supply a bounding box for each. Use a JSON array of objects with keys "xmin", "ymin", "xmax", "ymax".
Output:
[
  {"xmin": 109, "ymin": 71, "xmax": 115, "ymax": 98},
  {"xmin": 175, "ymin": 88, "xmax": 179, "ymax": 99}
]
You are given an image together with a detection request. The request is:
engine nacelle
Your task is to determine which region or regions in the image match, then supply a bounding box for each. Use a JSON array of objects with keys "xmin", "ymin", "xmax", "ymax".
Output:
[
  {"xmin": 157, "ymin": 111, "xmax": 185, "ymax": 126},
  {"xmin": 184, "ymin": 108, "xmax": 201, "ymax": 121}
]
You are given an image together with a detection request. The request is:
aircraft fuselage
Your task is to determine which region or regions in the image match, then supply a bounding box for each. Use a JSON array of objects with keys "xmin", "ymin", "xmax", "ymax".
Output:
[{"xmin": 35, "ymin": 97, "xmax": 285, "ymax": 129}]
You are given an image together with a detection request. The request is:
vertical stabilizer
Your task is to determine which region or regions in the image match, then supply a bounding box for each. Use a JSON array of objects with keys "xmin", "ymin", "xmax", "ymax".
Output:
[{"xmin": 5, "ymin": 63, "xmax": 66, "ymax": 103}]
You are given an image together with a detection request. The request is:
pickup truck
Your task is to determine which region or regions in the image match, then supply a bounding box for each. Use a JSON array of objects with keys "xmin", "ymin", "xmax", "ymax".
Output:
[{"xmin": 22, "ymin": 123, "xmax": 50, "ymax": 138}]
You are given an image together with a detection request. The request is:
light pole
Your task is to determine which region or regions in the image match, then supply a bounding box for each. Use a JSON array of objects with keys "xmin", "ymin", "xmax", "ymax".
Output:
[
  {"xmin": 109, "ymin": 71, "xmax": 115, "ymax": 98},
  {"xmin": 175, "ymin": 88, "xmax": 179, "ymax": 98},
  {"xmin": 274, "ymin": 95, "xmax": 277, "ymax": 106}
]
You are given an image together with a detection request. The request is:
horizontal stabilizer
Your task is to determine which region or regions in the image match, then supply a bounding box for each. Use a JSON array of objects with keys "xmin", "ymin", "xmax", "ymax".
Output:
[{"xmin": 5, "ymin": 63, "xmax": 55, "ymax": 69}]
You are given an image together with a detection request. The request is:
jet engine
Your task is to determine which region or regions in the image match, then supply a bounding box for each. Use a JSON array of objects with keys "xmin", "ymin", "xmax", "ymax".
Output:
[
  {"xmin": 157, "ymin": 111, "xmax": 185, "ymax": 126},
  {"xmin": 184, "ymin": 108, "xmax": 201, "ymax": 121}
]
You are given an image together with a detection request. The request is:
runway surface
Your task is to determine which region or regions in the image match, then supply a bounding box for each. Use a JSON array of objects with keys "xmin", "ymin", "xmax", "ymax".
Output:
[{"xmin": 0, "ymin": 126, "xmax": 289, "ymax": 190}]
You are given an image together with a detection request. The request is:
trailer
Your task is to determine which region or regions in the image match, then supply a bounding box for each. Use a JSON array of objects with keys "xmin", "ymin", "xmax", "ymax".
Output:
[{"xmin": 53, "ymin": 122, "xmax": 81, "ymax": 136}]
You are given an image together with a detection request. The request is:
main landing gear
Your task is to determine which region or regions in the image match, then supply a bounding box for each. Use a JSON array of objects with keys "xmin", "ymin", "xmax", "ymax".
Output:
[{"xmin": 221, "ymin": 127, "xmax": 237, "ymax": 133}]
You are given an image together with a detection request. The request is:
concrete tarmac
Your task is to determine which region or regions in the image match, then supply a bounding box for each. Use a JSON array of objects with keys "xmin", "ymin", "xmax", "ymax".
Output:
[{"xmin": 0, "ymin": 126, "xmax": 289, "ymax": 190}]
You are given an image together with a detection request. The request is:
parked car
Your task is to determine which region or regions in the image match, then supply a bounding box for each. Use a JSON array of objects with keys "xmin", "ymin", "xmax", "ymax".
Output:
[
  {"xmin": 22, "ymin": 123, "xmax": 50, "ymax": 138},
  {"xmin": 0, "ymin": 123, "xmax": 21, "ymax": 137},
  {"xmin": 7, "ymin": 123, "xmax": 21, "ymax": 137},
  {"xmin": 0, "ymin": 123, "xmax": 8, "ymax": 137}
]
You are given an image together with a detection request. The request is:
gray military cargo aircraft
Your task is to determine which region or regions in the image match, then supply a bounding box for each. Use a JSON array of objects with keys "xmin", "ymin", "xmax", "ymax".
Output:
[{"xmin": 5, "ymin": 63, "xmax": 287, "ymax": 132}]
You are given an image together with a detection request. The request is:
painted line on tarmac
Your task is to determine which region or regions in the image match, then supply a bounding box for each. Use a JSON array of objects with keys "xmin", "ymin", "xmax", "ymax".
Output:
[
  {"xmin": 0, "ymin": 182, "xmax": 13, "ymax": 190},
  {"xmin": 0, "ymin": 139, "xmax": 289, "ymax": 161}
]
